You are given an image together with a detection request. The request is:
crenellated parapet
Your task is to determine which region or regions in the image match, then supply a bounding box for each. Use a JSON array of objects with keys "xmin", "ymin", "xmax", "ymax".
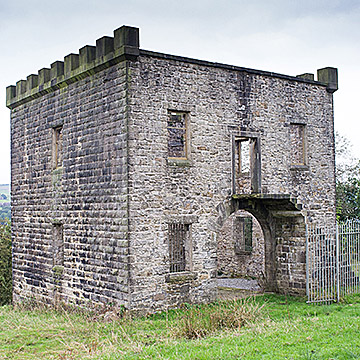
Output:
[
  {"xmin": 6, "ymin": 25, "xmax": 139, "ymax": 109},
  {"xmin": 296, "ymin": 67, "xmax": 338, "ymax": 93}
]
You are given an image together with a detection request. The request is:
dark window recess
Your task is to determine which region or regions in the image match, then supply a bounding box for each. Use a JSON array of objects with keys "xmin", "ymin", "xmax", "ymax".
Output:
[
  {"xmin": 168, "ymin": 223, "xmax": 189, "ymax": 272},
  {"xmin": 289, "ymin": 124, "xmax": 305, "ymax": 165},
  {"xmin": 234, "ymin": 217, "xmax": 253, "ymax": 254},
  {"xmin": 168, "ymin": 112, "xmax": 187, "ymax": 158},
  {"xmin": 52, "ymin": 224, "xmax": 64, "ymax": 266},
  {"xmin": 53, "ymin": 126, "xmax": 63, "ymax": 168}
]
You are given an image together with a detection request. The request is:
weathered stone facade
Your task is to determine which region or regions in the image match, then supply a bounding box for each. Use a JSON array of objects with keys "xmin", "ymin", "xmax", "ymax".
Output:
[{"xmin": 7, "ymin": 26, "xmax": 337, "ymax": 312}]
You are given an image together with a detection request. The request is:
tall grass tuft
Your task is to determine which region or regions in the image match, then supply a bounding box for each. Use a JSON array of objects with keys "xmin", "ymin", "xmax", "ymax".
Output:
[
  {"xmin": 0, "ymin": 219, "xmax": 11, "ymax": 305},
  {"xmin": 173, "ymin": 297, "xmax": 265, "ymax": 339}
]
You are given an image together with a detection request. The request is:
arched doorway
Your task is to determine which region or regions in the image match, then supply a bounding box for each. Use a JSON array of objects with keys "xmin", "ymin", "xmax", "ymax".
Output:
[{"xmin": 213, "ymin": 194, "xmax": 307, "ymax": 295}]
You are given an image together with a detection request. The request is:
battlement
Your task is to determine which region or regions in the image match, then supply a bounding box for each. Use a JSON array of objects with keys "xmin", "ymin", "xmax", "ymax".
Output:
[
  {"xmin": 6, "ymin": 25, "xmax": 139, "ymax": 109},
  {"xmin": 6, "ymin": 25, "xmax": 338, "ymax": 109}
]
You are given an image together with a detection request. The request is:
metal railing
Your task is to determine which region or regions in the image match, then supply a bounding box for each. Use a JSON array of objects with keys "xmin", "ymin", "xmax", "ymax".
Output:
[
  {"xmin": 338, "ymin": 219, "xmax": 360, "ymax": 298},
  {"xmin": 306, "ymin": 219, "xmax": 360, "ymax": 304}
]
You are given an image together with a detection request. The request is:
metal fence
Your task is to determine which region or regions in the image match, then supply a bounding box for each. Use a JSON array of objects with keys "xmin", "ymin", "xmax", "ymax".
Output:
[
  {"xmin": 306, "ymin": 219, "xmax": 360, "ymax": 304},
  {"xmin": 338, "ymin": 220, "xmax": 360, "ymax": 298}
]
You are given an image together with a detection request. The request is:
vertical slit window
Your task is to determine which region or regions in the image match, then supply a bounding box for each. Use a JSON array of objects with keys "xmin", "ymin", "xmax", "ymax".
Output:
[
  {"xmin": 168, "ymin": 223, "xmax": 189, "ymax": 272},
  {"xmin": 168, "ymin": 112, "xmax": 187, "ymax": 159},
  {"xmin": 53, "ymin": 126, "xmax": 63, "ymax": 169}
]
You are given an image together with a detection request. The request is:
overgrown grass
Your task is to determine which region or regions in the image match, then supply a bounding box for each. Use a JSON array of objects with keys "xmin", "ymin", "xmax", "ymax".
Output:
[
  {"xmin": 0, "ymin": 219, "xmax": 11, "ymax": 305},
  {"xmin": 173, "ymin": 298, "xmax": 264, "ymax": 339},
  {"xmin": 0, "ymin": 294, "xmax": 360, "ymax": 359}
]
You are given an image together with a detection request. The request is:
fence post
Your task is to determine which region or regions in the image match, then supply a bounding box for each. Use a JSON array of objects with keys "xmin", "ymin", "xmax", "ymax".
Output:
[
  {"xmin": 306, "ymin": 224, "xmax": 310, "ymax": 300},
  {"xmin": 336, "ymin": 222, "xmax": 340, "ymax": 302}
]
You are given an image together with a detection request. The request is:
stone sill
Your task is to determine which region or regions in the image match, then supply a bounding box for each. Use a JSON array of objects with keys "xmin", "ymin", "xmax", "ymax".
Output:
[
  {"xmin": 290, "ymin": 165, "xmax": 309, "ymax": 171},
  {"xmin": 167, "ymin": 158, "xmax": 191, "ymax": 167},
  {"xmin": 165, "ymin": 271, "xmax": 197, "ymax": 283},
  {"xmin": 235, "ymin": 250, "xmax": 252, "ymax": 256}
]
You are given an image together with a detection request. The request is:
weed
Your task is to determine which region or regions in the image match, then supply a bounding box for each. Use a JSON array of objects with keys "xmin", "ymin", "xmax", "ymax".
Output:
[
  {"xmin": 0, "ymin": 219, "xmax": 11, "ymax": 305},
  {"xmin": 173, "ymin": 297, "xmax": 265, "ymax": 339}
]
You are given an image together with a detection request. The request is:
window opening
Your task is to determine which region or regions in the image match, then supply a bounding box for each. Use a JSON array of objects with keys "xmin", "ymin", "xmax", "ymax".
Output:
[
  {"xmin": 53, "ymin": 126, "xmax": 63, "ymax": 169},
  {"xmin": 168, "ymin": 223, "xmax": 190, "ymax": 272},
  {"xmin": 168, "ymin": 112, "xmax": 187, "ymax": 158},
  {"xmin": 289, "ymin": 123, "xmax": 306, "ymax": 165},
  {"xmin": 233, "ymin": 135, "xmax": 261, "ymax": 194},
  {"xmin": 234, "ymin": 216, "xmax": 253, "ymax": 254},
  {"xmin": 236, "ymin": 139, "xmax": 251, "ymax": 175}
]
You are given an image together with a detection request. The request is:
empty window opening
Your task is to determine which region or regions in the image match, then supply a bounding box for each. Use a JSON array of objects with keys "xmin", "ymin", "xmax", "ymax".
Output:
[
  {"xmin": 234, "ymin": 216, "xmax": 253, "ymax": 254},
  {"xmin": 53, "ymin": 126, "xmax": 63, "ymax": 169},
  {"xmin": 168, "ymin": 112, "xmax": 187, "ymax": 159},
  {"xmin": 236, "ymin": 139, "xmax": 251, "ymax": 175},
  {"xmin": 233, "ymin": 135, "xmax": 261, "ymax": 194},
  {"xmin": 289, "ymin": 123, "xmax": 306, "ymax": 165},
  {"xmin": 168, "ymin": 223, "xmax": 190, "ymax": 272},
  {"xmin": 52, "ymin": 224, "xmax": 64, "ymax": 266}
]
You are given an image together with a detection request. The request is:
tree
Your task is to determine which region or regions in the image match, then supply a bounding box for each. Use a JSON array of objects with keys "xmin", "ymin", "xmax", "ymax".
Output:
[{"xmin": 335, "ymin": 132, "xmax": 360, "ymax": 221}]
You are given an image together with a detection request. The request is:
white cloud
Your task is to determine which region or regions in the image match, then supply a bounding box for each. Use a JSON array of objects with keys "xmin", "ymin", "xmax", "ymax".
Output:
[{"xmin": 0, "ymin": 0, "xmax": 359, "ymax": 184}]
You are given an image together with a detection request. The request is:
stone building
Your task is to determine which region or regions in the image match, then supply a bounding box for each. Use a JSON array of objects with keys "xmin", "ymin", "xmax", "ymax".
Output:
[{"xmin": 6, "ymin": 26, "xmax": 338, "ymax": 312}]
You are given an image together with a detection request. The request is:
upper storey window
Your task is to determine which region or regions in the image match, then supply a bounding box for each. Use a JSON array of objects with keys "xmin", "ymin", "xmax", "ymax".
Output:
[
  {"xmin": 168, "ymin": 111, "xmax": 188, "ymax": 159},
  {"xmin": 233, "ymin": 133, "xmax": 261, "ymax": 194},
  {"xmin": 289, "ymin": 123, "xmax": 306, "ymax": 165},
  {"xmin": 236, "ymin": 139, "xmax": 251, "ymax": 175}
]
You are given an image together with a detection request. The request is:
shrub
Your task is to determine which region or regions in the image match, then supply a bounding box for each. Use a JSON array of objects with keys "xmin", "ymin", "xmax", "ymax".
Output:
[
  {"xmin": 0, "ymin": 219, "xmax": 12, "ymax": 305},
  {"xmin": 173, "ymin": 297, "xmax": 265, "ymax": 339}
]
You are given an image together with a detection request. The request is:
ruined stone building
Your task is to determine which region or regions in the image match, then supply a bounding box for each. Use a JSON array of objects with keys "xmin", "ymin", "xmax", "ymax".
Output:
[{"xmin": 6, "ymin": 26, "xmax": 338, "ymax": 311}]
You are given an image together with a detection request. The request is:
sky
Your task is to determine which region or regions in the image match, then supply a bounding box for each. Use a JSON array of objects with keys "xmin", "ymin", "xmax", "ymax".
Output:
[{"xmin": 0, "ymin": 0, "xmax": 359, "ymax": 184}]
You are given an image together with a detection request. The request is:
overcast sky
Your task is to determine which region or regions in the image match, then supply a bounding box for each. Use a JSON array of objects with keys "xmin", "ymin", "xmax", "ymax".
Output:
[{"xmin": 1, "ymin": 0, "xmax": 359, "ymax": 184}]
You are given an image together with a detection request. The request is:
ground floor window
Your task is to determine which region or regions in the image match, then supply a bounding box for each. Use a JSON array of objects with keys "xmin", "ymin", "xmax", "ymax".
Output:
[
  {"xmin": 234, "ymin": 216, "xmax": 253, "ymax": 254},
  {"xmin": 168, "ymin": 223, "xmax": 190, "ymax": 272}
]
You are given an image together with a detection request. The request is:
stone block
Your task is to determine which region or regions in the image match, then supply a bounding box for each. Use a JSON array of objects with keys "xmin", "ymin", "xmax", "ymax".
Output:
[
  {"xmin": 64, "ymin": 54, "xmax": 80, "ymax": 75},
  {"xmin": 26, "ymin": 74, "xmax": 38, "ymax": 91},
  {"xmin": 38, "ymin": 68, "xmax": 51, "ymax": 85},
  {"xmin": 114, "ymin": 26, "xmax": 139, "ymax": 49},
  {"xmin": 50, "ymin": 61, "xmax": 64, "ymax": 79},
  {"xmin": 79, "ymin": 45, "xmax": 96, "ymax": 65},
  {"xmin": 16, "ymin": 80, "xmax": 27, "ymax": 95},
  {"xmin": 296, "ymin": 73, "xmax": 314, "ymax": 81},
  {"xmin": 6, "ymin": 86, "xmax": 16, "ymax": 103},
  {"xmin": 96, "ymin": 36, "xmax": 114, "ymax": 58},
  {"xmin": 317, "ymin": 67, "xmax": 338, "ymax": 93}
]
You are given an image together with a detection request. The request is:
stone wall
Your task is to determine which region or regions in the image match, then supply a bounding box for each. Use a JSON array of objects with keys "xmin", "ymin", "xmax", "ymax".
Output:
[
  {"xmin": 126, "ymin": 53, "xmax": 336, "ymax": 310},
  {"xmin": 11, "ymin": 62, "xmax": 130, "ymax": 306},
  {"xmin": 217, "ymin": 211, "xmax": 265, "ymax": 279},
  {"xmin": 8, "ymin": 26, "xmax": 337, "ymax": 311}
]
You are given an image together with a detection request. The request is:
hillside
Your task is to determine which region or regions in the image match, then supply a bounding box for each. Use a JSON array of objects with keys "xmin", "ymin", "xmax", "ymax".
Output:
[
  {"xmin": 0, "ymin": 184, "xmax": 10, "ymax": 202},
  {"xmin": 0, "ymin": 184, "xmax": 10, "ymax": 219}
]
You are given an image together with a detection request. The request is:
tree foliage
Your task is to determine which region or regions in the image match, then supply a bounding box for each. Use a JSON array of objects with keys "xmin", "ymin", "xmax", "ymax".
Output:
[
  {"xmin": 0, "ymin": 219, "xmax": 12, "ymax": 305},
  {"xmin": 335, "ymin": 132, "xmax": 360, "ymax": 221},
  {"xmin": 336, "ymin": 177, "xmax": 360, "ymax": 221}
]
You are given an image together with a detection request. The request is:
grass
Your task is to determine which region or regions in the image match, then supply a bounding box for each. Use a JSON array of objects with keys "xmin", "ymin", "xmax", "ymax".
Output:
[{"xmin": 0, "ymin": 294, "xmax": 360, "ymax": 359}]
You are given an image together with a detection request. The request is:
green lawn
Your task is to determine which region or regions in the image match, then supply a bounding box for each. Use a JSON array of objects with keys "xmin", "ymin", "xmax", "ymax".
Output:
[{"xmin": 0, "ymin": 294, "xmax": 359, "ymax": 359}]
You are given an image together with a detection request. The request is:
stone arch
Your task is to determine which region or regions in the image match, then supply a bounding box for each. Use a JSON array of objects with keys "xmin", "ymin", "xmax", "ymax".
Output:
[{"xmin": 212, "ymin": 195, "xmax": 306, "ymax": 294}]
